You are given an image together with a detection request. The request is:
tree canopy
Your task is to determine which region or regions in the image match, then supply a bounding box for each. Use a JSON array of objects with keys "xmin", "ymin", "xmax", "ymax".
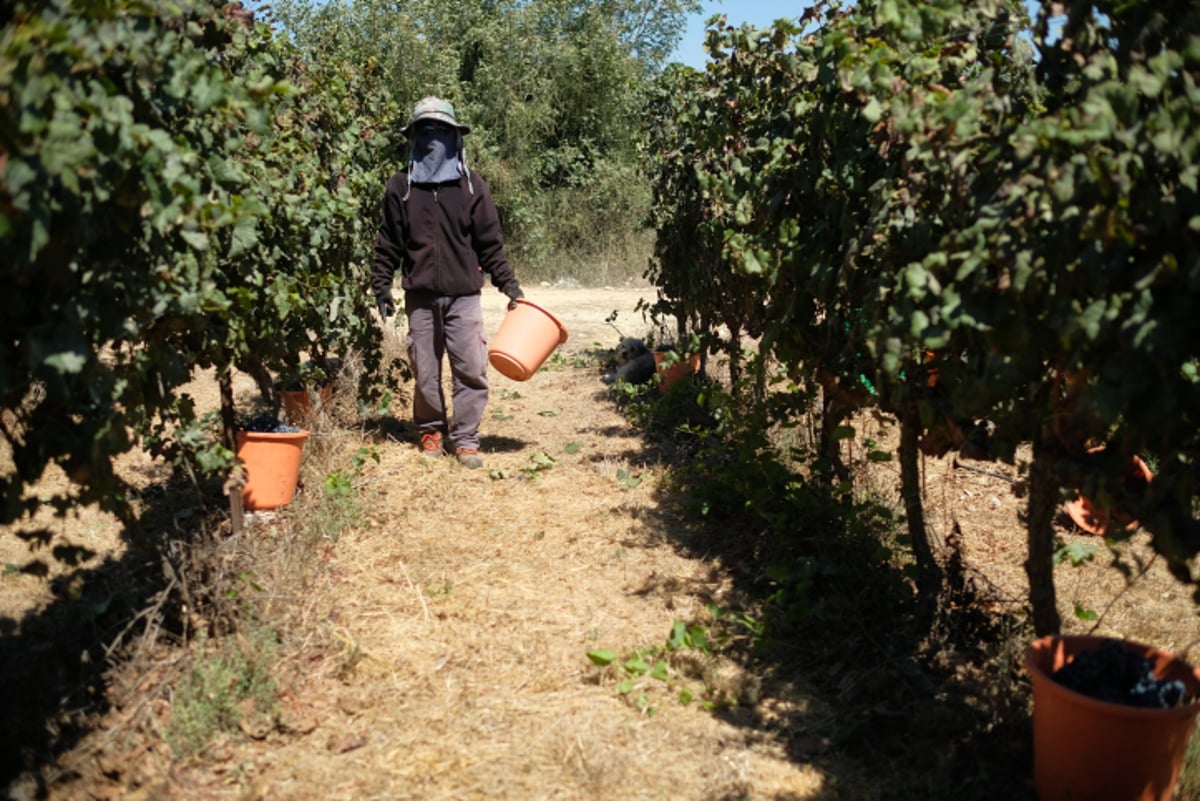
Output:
[{"xmin": 268, "ymin": 0, "xmax": 699, "ymax": 271}]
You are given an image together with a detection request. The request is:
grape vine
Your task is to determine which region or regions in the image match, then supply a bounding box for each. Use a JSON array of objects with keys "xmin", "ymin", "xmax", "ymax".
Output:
[
  {"xmin": 647, "ymin": 0, "xmax": 1200, "ymax": 633},
  {"xmin": 1, "ymin": 0, "xmax": 397, "ymax": 546}
]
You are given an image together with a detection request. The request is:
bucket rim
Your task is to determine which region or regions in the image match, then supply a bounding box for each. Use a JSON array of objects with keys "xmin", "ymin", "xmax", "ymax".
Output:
[
  {"xmin": 236, "ymin": 428, "xmax": 311, "ymax": 441},
  {"xmin": 1024, "ymin": 634, "xmax": 1200, "ymax": 717},
  {"xmin": 511, "ymin": 298, "xmax": 568, "ymax": 344}
]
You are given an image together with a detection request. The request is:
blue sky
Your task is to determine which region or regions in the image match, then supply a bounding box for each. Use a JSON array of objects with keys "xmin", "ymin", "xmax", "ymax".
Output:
[{"xmin": 668, "ymin": 1, "xmax": 811, "ymax": 69}]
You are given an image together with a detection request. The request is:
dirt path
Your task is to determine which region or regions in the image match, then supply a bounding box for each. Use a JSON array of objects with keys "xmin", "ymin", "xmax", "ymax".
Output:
[
  {"xmin": 159, "ymin": 285, "xmax": 826, "ymax": 800},
  {"xmin": 6, "ymin": 286, "xmax": 1198, "ymax": 800}
]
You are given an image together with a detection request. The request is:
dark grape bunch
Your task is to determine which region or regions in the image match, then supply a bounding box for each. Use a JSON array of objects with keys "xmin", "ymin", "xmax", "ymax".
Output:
[
  {"xmin": 239, "ymin": 413, "xmax": 302, "ymax": 434},
  {"xmin": 1053, "ymin": 639, "xmax": 1190, "ymax": 709}
]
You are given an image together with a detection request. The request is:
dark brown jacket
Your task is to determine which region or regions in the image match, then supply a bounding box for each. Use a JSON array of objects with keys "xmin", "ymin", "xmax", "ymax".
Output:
[{"xmin": 371, "ymin": 170, "xmax": 520, "ymax": 299}]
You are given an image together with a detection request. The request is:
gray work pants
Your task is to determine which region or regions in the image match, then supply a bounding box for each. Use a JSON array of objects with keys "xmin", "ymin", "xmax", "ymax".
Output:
[{"xmin": 405, "ymin": 292, "xmax": 488, "ymax": 451}]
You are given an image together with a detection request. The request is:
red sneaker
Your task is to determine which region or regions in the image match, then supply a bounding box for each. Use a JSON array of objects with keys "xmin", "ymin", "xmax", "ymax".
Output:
[{"xmin": 420, "ymin": 432, "xmax": 443, "ymax": 458}]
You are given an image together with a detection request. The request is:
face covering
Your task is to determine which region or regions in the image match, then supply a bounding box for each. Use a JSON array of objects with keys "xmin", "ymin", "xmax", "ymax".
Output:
[{"xmin": 410, "ymin": 128, "xmax": 463, "ymax": 185}]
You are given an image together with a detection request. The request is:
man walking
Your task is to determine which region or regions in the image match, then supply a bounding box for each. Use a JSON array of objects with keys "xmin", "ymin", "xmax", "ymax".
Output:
[{"xmin": 372, "ymin": 96, "xmax": 524, "ymax": 468}]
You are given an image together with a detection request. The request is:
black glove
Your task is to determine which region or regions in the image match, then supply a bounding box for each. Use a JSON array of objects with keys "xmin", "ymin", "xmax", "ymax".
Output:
[
  {"xmin": 505, "ymin": 285, "xmax": 524, "ymax": 311},
  {"xmin": 376, "ymin": 290, "xmax": 396, "ymax": 319}
]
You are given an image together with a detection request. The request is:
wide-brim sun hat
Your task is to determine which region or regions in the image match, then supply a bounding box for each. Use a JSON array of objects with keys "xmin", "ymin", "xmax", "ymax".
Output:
[{"xmin": 402, "ymin": 96, "xmax": 471, "ymax": 136}]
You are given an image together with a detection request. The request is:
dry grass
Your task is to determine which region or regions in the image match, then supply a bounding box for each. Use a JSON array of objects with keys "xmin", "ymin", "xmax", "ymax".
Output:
[{"xmin": 2, "ymin": 287, "xmax": 1199, "ymax": 801}]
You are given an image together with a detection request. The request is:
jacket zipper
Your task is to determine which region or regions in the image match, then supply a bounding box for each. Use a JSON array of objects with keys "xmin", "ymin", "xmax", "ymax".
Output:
[{"xmin": 432, "ymin": 188, "xmax": 440, "ymax": 287}]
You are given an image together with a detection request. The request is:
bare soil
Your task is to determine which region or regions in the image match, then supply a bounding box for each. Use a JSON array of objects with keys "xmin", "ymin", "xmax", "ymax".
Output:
[{"xmin": 2, "ymin": 285, "xmax": 1198, "ymax": 801}]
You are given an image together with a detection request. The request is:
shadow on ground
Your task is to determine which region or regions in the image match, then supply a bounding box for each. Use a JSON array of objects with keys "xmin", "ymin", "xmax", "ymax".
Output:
[
  {"xmin": 0, "ymin": 478, "xmax": 207, "ymax": 792},
  {"xmin": 364, "ymin": 414, "xmax": 531, "ymax": 457},
  {"xmin": 1, "ymin": 372, "xmax": 1040, "ymax": 800},
  {"xmin": 600, "ymin": 375, "xmax": 1039, "ymax": 801},
  {"xmin": 0, "ymin": 555, "xmax": 136, "ymax": 791}
]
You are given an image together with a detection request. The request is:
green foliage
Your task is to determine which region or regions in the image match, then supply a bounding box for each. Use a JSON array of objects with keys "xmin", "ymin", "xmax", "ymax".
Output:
[
  {"xmin": 616, "ymin": 467, "xmax": 647, "ymax": 489},
  {"xmin": 613, "ymin": 357, "xmax": 729, "ymax": 437},
  {"xmin": 587, "ymin": 614, "xmax": 739, "ymax": 715},
  {"xmin": 270, "ymin": 0, "xmax": 670, "ymax": 280},
  {"xmin": 1055, "ymin": 540, "xmax": 1098, "ymax": 568},
  {"xmin": 1, "ymin": 0, "xmax": 398, "ymax": 542},
  {"xmin": 487, "ymin": 450, "xmax": 557, "ymax": 481},
  {"xmin": 302, "ymin": 448, "xmax": 378, "ymax": 544},
  {"xmin": 165, "ymin": 627, "xmax": 279, "ymax": 757},
  {"xmin": 647, "ymin": 0, "xmax": 1200, "ymax": 629},
  {"xmin": 543, "ymin": 352, "xmax": 590, "ymax": 370}
]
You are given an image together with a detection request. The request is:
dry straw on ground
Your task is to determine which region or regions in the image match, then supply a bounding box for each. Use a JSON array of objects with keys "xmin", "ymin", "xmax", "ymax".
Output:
[{"xmin": 2, "ymin": 287, "xmax": 1198, "ymax": 800}]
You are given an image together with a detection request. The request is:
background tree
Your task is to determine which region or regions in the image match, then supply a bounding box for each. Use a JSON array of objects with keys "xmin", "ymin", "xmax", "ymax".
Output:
[{"xmin": 269, "ymin": 0, "xmax": 697, "ymax": 278}]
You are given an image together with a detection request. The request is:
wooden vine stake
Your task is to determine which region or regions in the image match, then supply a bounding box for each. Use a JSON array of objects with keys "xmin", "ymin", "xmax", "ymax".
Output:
[{"xmin": 218, "ymin": 367, "xmax": 245, "ymax": 536}]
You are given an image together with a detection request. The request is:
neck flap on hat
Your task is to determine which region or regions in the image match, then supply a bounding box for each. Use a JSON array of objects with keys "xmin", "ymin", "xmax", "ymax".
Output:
[{"xmin": 410, "ymin": 129, "xmax": 463, "ymax": 185}]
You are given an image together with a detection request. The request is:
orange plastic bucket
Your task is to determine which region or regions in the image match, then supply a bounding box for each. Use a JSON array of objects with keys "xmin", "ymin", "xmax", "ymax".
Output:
[
  {"xmin": 279, "ymin": 385, "xmax": 333, "ymax": 424},
  {"xmin": 236, "ymin": 429, "xmax": 309, "ymax": 510},
  {"xmin": 654, "ymin": 351, "xmax": 701, "ymax": 393},
  {"xmin": 1064, "ymin": 451, "xmax": 1154, "ymax": 536},
  {"xmin": 1024, "ymin": 634, "xmax": 1200, "ymax": 801},
  {"xmin": 488, "ymin": 299, "xmax": 568, "ymax": 381}
]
